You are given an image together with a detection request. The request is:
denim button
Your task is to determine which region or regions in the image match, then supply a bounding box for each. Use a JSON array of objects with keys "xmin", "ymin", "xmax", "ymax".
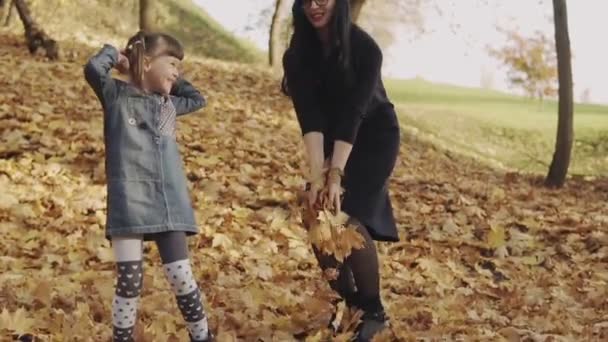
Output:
[
  {"xmin": 154, "ymin": 137, "xmax": 160, "ymax": 144},
  {"xmin": 128, "ymin": 117, "xmax": 136, "ymax": 126}
]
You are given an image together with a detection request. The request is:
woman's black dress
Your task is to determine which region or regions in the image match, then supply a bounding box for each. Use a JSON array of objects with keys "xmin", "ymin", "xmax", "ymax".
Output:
[{"xmin": 284, "ymin": 25, "xmax": 400, "ymax": 242}]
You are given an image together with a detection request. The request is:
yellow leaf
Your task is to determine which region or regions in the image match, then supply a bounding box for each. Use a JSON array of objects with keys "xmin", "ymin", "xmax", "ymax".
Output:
[
  {"xmin": 215, "ymin": 330, "xmax": 239, "ymax": 342},
  {"xmin": 520, "ymin": 254, "xmax": 544, "ymax": 266},
  {"xmin": 498, "ymin": 327, "xmax": 521, "ymax": 342},
  {"xmin": 488, "ymin": 225, "xmax": 506, "ymax": 248},
  {"xmin": 0, "ymin": 308, "xmax": 36, "ymax": 335},
  {"xmin": 489, "ymin": 187, "xmax": 506, "ymax": 203},
  {"xmin": 96, "ymin": 246, "xmax": 114, "ymax": 263},
  {"xmin": 212, "ymin": 233, "xmax": 233, "ymax": 249},
  {"xmin": 252, "ymin": 262, "xmax": 273, "ymax": 281},
  {"xmin": 32, "ymin": 280, "xmax": 53, "ymax": 306},
  {"xmin": 0, "ymin": 192, "xmax": 19, "ymax": 210}
]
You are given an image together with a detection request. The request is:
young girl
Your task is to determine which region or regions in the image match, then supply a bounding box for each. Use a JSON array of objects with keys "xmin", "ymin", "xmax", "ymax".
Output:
[
  {"xmin": 84, "ymin": 31, "xmax": 213, "ymax": 342},
  {"xmin": 282, "ymin": 0, "xmax": 401, "ymax": 340}
]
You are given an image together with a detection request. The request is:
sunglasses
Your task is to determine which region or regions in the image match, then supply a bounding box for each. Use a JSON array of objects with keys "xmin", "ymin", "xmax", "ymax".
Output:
[{"xmin": 302, "ymin": 0, "xmax": 329, "ymax": 8}]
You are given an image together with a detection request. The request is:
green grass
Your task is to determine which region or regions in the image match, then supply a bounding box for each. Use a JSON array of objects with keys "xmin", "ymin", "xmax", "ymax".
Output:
[{"xmin": 386, "ymin": 78, "xmax": 608, "ymax": 176}]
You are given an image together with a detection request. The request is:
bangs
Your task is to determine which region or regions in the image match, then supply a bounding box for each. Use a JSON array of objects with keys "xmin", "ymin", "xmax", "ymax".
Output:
[{"xmin": 154, "ymin": 34, "xmax": 185, "ymax": 60}]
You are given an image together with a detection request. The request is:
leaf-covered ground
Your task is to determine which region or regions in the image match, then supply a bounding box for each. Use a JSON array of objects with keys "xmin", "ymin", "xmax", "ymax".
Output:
[{"xmin": 1, "ymin": 34, "xmax": 608, "ymax": 341}]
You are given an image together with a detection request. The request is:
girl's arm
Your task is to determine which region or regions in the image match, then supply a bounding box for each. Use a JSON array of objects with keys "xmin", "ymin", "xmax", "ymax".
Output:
[
  {"xmin": 84, "ymin": 44, "xmax": 120, "ymax": 107},
  {"xmin": 170, "ymin": 78, "xmax": 206, "ymax": 116},
  {"xmin": 331, "ymin": 39, "xmax": 383, "ymax": 171}
]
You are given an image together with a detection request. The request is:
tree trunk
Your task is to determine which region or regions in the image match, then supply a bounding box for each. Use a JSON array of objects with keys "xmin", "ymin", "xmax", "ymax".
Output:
[
  {"xmin": 269, "ymin": 0, "xmax": 290, "ymax": 67},
  {"xmin": 14, "ymin": 0, "xmax": 58, "ymax": 60},
  {"xmin": 545, "ymin": 0, "xmax": 573, "ymax": 188},
  {"xmin": 139, "ymin": 0, "xmax": 153, "ymax": 31},
  {"xmin": 3, "ymin": 0, "xmax": 14, "ymax": 27},
  {"xmin": 349, "ymin": 0, "xmax": 367, "ymax": 22},
  {"xmin": 0, "ymin": 0, "xmax": 13, "ymax": 26}
]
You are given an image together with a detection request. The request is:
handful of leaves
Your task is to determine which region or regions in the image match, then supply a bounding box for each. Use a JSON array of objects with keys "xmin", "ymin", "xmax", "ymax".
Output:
[{"xmin": 299, "ymin": 189, "xmax": 365, "ymax": 262}]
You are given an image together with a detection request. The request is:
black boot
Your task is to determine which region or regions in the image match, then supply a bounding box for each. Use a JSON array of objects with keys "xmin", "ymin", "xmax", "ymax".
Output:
[
  {"xmin": 351, "ymin": 295, "xmax": 388, "ymax": 341},
  {"xmin": 353, "ymin": 310, "xmax": 388, "ymax": 341}
]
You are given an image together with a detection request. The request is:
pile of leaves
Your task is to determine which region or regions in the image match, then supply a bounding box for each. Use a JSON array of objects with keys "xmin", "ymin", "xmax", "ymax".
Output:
[{"xmin": 1, "ymin": 33, "xmax": 608, "ymax": 341}]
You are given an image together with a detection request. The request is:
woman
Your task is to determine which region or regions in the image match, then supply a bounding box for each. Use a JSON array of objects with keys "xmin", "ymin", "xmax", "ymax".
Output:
[{"xmin": 282, "ymin": 0, "xmax": 401, "ymax": 340}]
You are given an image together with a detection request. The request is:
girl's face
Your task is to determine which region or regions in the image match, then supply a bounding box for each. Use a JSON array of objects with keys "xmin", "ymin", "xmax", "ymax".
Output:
[
  {"xmin": 303, "ymin": 0, "xmax": 336, "ymax": 29},
  {"xmin": 143, "ymin": 55, "xmax": 181, "ymax": 95}
]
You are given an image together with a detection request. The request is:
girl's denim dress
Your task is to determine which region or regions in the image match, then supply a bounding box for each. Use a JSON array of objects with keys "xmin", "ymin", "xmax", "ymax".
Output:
[{"xmin": 84, "ymin": 45, "xmax": 205, "ymax": 240}]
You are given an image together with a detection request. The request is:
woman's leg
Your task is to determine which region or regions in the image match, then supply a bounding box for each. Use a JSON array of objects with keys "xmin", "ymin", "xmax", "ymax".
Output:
[
  {"xmin": 154, "ymin": 231, "xmax": 211, "ymax": 341},
  {"xmin": 344, "ymin": 218, "xmax": 383, "ymax": 314},
  {"xmin": 111, "ymin": 235, "xmax": 144, "ymax": 342},
  {"xmin": 311, "ymin": 247, "xmax": 357, "ymax": 305},
  {"xmin": 344, "ymin": 219, "xmax": 388, "ymax": 341}
]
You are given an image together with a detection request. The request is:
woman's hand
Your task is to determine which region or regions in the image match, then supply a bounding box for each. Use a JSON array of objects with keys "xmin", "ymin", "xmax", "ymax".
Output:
[
  {"xmin": 116, "ymin": 51, "xmax": 130, "ymax": 74},
  {"xmin": 307, "ymin": 170, "xmax": 325, "ymax": 211},
  {"xmin": 307, "ymin": 185, "xmax": 321, "ymax": 211},
  {"xmin": 321, "ymin": 168, "xmax": 343, "ymax": 214}
]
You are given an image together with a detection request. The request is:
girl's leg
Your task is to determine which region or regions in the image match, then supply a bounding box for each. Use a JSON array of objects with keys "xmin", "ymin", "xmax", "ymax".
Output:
[
  {"xmin": 111, "ymin": 235, "xmax": 144, "ymax": 342},
  {"xmin": 154, "ymin": 231, "xmax": 210, "ymax": 341}
]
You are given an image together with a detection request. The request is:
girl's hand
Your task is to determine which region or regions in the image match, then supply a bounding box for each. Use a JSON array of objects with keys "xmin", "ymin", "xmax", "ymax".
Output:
[{"xmin": 116, "ymin": 51, "xmax": 130, "ymax": 74}]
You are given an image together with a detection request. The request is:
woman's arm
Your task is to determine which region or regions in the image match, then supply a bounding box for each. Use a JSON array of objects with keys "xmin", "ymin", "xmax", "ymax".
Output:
[
  {"xmin": 283, "ymin": 50, "xmax": 327, "ymax": 178},
  {"xmin": 303, "ymin": 132, "xmax": 325, "ymax": 180},
  {"xmin": 329, "ymin": 141, "xmax": 353, "ymax": 172},
  {"xmin": 330, "ymin": 39, "xmax": 383, "ymax": 171}
]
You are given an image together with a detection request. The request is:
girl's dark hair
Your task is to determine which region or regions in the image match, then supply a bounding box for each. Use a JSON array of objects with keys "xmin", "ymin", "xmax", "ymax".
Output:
[
  {"xmin": 125, "ymin": 31, "xmax": 184, "ymax": 86},
  {"xmin": 282, "ymin": 0, "xmax": 354, "ymax": 95}
]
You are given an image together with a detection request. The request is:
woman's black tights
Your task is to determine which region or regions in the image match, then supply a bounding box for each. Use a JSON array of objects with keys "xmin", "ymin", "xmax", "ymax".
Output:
[{"xmin": 311, "ymin": 218, "xmax": 383, "ymax": 313}]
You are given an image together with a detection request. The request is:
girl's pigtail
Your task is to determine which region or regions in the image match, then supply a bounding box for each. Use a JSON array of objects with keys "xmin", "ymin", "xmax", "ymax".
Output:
[{"xmin": 127, "ymin": 31, "xmax": 147, "ymax": 86}]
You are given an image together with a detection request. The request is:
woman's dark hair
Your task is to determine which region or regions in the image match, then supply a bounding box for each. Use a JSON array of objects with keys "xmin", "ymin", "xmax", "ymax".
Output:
[
  {"xmin": 281, "ymin": 0, "xmax": 354, "ymax": 95},
  {"xmin": 125, "ymin": 31, "xmax": 184, "ymax": 86}
]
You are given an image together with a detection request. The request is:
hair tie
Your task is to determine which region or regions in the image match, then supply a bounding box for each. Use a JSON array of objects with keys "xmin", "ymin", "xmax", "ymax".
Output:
[{"xmin": 127, "ymin": 39, "xmax": 145, "ymax": 51}]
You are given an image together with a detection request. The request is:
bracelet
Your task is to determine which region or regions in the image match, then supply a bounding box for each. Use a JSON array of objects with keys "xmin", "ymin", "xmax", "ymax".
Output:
[{"xmin": 327, "ymin": 167, "xmax": 343, "ymax": 184}]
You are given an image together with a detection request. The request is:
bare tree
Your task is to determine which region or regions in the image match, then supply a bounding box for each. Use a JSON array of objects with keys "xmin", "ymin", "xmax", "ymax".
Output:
[
  {"xmin": 545, "ymin": 0, "xmax": 573, "ymax": 188},
  {"xmin": 269, "ymin": 0, "xmax": 291, "ymax": 67},
  {"xmin": 357, "ymin": 0, "xmax": 426, "ymax": 51},
  {"xmin": 580, "ymin": 88, "xmax": 591, "ymax": 104},
  {"xmin": 349, "ymin": 0, "xmax": 367, "ymax": 22},
  {"xmin": 140, "ymin": 0, "xmax": 153, "ymax": 31},
  {"xmin": 3, "ymin": 0, "xmax": 14, "ymax": 27},
  {"xmin": 265, "ymin": 0, "xmax": 427, "ymax": 66},
  {"xmin": 14, "ymin": 0, "xmax": 58, "ymax": 60}
]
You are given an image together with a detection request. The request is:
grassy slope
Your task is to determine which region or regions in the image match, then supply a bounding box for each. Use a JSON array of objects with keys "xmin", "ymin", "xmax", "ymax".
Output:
[
  {"xmin": 1, "ymin": 0, "xmax": 263, "ymax": 63},
  {"xmin": 386, "ymin": 78, "xmax": 608, "ymax": 176},
  {"xmin": 160, "ymin": 0, "xmax": 263, "ymax": 62}
]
